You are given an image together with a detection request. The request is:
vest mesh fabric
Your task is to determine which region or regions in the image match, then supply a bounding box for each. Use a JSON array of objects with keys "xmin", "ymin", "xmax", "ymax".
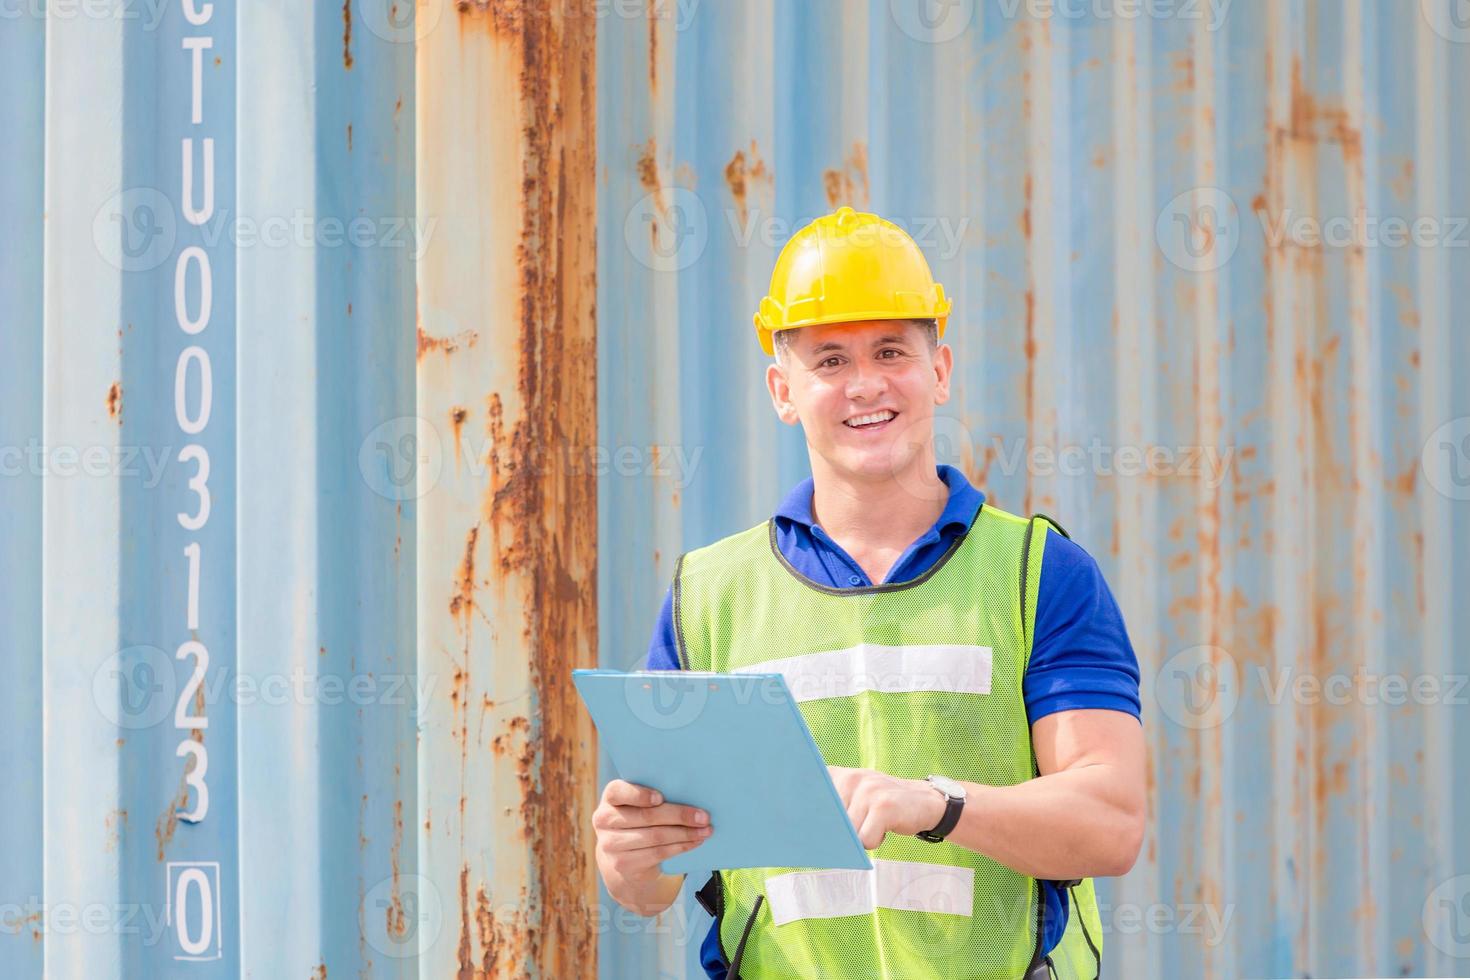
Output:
[{"xmin": 674, "ymin": 504, "xmax": 1101, "ymax": 979}]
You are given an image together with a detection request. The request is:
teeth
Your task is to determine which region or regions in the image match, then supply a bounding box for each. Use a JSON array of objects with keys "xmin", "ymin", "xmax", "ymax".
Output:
[{"xmin": 845, "ymin": 411, "xmax": 896, "ymax": 428}]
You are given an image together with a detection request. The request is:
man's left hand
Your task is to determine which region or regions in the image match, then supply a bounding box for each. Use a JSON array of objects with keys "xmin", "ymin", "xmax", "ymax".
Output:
[{"xmin": 827, "ymin": 766, "xmax": 949, "ymax": 850}]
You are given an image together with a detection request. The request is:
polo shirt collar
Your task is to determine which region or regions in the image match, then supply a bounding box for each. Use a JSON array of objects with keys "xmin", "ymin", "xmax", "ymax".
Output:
[{"xmin": 774, "ymin": 464, "xmax": 986, "ymax": 533}]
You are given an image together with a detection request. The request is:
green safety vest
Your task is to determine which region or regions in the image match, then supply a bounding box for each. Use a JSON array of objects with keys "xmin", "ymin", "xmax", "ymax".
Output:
[{"xmin": 675, "ymin": 503, "xmax": 1104, "ymax": 980}]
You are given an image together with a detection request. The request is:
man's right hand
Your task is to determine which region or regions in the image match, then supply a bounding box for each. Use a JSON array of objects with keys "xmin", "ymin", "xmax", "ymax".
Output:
[{"xmin": 593, "ymin": 779, "xmax": 712, "ymax": 913}]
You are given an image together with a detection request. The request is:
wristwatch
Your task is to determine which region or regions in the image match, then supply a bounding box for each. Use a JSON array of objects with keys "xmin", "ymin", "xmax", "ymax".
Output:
[{"xmin": 916, "ymin": 774, "xmax": 966, "ymax": 843}]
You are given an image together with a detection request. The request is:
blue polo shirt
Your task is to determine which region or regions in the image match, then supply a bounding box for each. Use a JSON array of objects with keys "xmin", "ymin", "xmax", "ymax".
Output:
[{"xmin": 645, "ymin": 464, "xmax": 1141, "ymax": 977}]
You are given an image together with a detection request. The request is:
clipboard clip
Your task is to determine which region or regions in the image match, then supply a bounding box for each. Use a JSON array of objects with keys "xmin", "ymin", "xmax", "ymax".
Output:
[{"xmin": 695, "ymin": 871, "xmax": 722, "ymax": 918}]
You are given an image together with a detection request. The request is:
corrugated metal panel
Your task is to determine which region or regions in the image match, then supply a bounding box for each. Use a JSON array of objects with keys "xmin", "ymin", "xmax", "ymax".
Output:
[
  {"xmin": 4, "ymin": 2, "xmax": 1467, "ymax": 979},
  {"xmin": 2, "ymin": 7, "xmax": 46, "ymax": 980},
  {"xmin": 597, "ymin": 3, "xmax": 1469, "ymax": 979},
  {"xmin": 416, "ymin": 2, "xmax": 598, "ymax": 977}
]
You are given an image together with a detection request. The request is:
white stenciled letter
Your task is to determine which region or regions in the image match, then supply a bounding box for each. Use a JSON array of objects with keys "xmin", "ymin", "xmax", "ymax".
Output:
[
  {"xmin": 174, "ymin": 246, "xmax": 212, "ymax": 334},
  {"xmin": 181, "ymin": 138, "xmax": 214, "ymax": 225},
  {"xmin": 181, "ymin": 36, "xmax": 213, "ymax": 125},
  {"xmin": 181, "ymin": 0, "xmax": 214, "ymax": 26}
]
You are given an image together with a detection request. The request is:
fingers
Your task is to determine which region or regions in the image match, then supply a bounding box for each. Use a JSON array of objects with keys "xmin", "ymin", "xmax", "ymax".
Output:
[
  {"xmin": 602, "ymin": 823, "xmax": 713, "ymax": 853},
  {"xmin": 595, "ymin": 816, "xmax": 714, "ymax": 883},
  {"xmin": 856, "ymin": 808, "xmax": 887, "ymax": 851},
  {"xmin": 596, "ymin": 781, "xmax": 709, "ymax": 832},
  {"xmin": 602, "ymin": 779, "xmax": 664, "ymax": 808}
]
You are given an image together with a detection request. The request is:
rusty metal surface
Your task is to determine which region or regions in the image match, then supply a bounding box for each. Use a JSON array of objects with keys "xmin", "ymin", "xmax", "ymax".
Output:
[
  {"xmin": 416, "ymin": 2, "xmax": 600, "ymax": 978},
  {"xmin": 597, "ymin": 2, "xmax": 1470, "ymax": 979}
]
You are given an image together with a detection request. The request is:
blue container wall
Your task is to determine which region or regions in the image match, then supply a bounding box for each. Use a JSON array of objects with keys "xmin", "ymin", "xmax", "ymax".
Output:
[
  {"xmin": 599, "ymin": 3, "xmax": 1470, "ymax": 979},
  {"xmin": 2, "ymin": 2, "xmax": 1467, "ymax": 979}
]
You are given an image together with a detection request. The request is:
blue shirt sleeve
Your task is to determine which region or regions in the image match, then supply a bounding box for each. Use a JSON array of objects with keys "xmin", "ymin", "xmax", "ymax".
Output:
[
  {"xmin": 1023, "ymin": 532, "xmax": 1142, "ymax": 724},
  {"xmin": 645, "ymin": 585, "xmax": 682, "ymax": 672}
]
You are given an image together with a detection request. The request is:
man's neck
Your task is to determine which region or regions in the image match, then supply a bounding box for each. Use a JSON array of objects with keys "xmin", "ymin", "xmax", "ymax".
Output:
[{"xmin": 808, "ymin": 456, "xmax": 949, "ymax": 557}]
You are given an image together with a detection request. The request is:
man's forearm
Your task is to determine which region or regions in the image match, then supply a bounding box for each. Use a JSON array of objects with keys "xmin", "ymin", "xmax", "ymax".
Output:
[
  {"xmin": 942, "ymin": 765, "xmax": 1144, "ymax": 881},
  {"xmin": 605, "ymin": 870, "xmax": 686, "ymax": 917}
]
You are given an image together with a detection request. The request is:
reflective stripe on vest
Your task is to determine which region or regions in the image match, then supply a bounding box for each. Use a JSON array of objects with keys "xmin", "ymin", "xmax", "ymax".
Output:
[
  {"xmin": 765, "ymin": 859, "xmax": 975, "ymax": 927},
  {"xmin": 733, "ymin": 643, "xmax": 994, "ymax": 701}
]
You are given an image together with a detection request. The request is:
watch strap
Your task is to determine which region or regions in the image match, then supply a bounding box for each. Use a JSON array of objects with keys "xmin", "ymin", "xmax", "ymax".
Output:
[{"xmin": 916, "ymin": 788, "xmax": 964, "ymax": 843}]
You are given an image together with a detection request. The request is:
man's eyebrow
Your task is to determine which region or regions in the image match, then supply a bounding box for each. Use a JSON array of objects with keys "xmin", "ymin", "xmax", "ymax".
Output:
[{"xmin": 808, "ymin": 333, "xmax": 913, "ymax": 356}]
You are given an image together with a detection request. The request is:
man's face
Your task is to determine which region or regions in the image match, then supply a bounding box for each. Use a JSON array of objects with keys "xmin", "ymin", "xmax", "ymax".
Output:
[{"xmin": 766, "ymin": 319, "xmax": 953, "ymax": 483}]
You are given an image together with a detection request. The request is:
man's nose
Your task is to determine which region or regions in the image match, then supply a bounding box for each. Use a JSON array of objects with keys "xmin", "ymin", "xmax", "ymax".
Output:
[{"xmin": 845, "ymin": 359, "xmax": 886, "ymax": 400}]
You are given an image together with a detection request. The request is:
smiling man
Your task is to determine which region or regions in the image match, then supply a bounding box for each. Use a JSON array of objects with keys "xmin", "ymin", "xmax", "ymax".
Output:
[{"xmin": 592, "ymin": 207, "xmax": 1145, "ymax": 979}]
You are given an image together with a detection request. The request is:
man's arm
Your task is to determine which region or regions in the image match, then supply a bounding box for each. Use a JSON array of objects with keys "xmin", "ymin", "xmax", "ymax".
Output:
[
  {"xmin": 830, "ymin": 707, "xmax": 1146, "ymax": 880},
  {"xmin": 935, "ymin": 708, "xmax": 1146, "ymax": 879}
]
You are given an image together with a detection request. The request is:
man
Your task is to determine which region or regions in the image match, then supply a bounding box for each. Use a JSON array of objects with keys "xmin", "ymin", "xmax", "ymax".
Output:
[{"xmin": 593, "ymin": 207, "xmax": 1145, "ymax": 979}]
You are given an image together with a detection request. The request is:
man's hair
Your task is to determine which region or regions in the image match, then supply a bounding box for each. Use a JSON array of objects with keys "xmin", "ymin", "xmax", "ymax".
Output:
[{"xmin": 772, "ymin": 319, "xmax": 940, "ymax": 364}]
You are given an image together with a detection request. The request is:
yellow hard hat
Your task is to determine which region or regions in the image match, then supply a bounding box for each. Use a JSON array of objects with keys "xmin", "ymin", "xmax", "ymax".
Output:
[{"xmin": 752, "ymin": 206, "xmax": 952, "ymax": 355}]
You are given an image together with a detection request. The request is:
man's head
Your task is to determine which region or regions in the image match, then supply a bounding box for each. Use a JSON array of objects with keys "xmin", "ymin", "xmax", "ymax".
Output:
[
  {"xmin": 754, "ymin": 207, "xmax": 954, "ymax": 490},
  {"xmin": 765, "ymin": 318, "xmax": 953, "ymax": 485}
]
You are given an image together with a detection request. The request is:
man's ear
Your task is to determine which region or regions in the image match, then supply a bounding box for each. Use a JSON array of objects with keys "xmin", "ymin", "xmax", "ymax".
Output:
[
  {"xmin": 766, "ymin": 362, "xmax": 801, "ymax": 426},
  {"xmin": 932, "ymin": 343, "xmax": 954, "ymax": 407}
]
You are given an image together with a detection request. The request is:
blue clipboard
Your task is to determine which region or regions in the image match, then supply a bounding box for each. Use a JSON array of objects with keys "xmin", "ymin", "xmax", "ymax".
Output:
[{"xmin": 573, "ymin": 669, "xmax": 873, "ymax": 874}]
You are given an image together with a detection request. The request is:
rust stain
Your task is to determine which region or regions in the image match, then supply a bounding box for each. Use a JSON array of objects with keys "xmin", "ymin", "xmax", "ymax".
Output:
[
  {"xmin": 449, "ymin": 525, "xmax": 479, "ymax": 624},
  {"xmin": 491, "ymin": 714, "xmax": 531, "ymax": 757},
  {"xmin": 648, "ymin": 4, "xmax": 658, "ymax": 92},
  {"xmin": 417, "ymin": 324, "xmax": 479, "ymax": 361},
  {"xmin": 347, "ymin": 123, "xmax": 353, "ymax": 151},
  {"xmin": 106, "ymin": 381, "xmax": 122, "ymax": 423},
  {"xmin": 458, "ymin": 867, "xmax": 474, "ymax": 980},
  {"xmin": 1020, "ymin": 173, "xmax": 1032, "ymax": 240},
  {"xmin": 104, "ymin": 808, "xmax": 127, "ymax": 853},
  {"xmin": 155, "ymin": 761, "xmax": 192, "ymax": 861},
  {"xmin": 724, "ymin": 140, "xmax": 770, "ymax": 227},
  {"xmin": 442, "ymin": 3, "xmax": 598, "ymax": 974},
  {"xmin": 386, "ymin": 799, "xmax": 407, "ymax": 943},
  {"xmin": 1285, "ymin": 57, "xmax": 1361, "ymax": 159},
  {"xmin": 1389, "ymin": 461, "xmax": 1416, "ymax": 497},
  {"xmin": 312, "ymin": 964, "xmax": 327, "ymax": 980},
  {"xmin": 636, "ymin": 137, "xmax": 664, "ymax": 211},
  {"xmin": 450, "ymin": 406, "xmax": 469, "ymax": 466},
  {"xmin": 823, "ymin": 141, "xmax": 869, "ymax": 208},
  {"xmin": 341, "ymin": 0, "xmax": 352, "ymax": 69},
  {"xmin": 455, "ymin": 0, "xmax": 525, "ymax": 34}
]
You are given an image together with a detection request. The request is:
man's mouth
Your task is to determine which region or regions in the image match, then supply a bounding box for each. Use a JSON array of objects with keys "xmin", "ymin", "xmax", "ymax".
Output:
[{"xmin": 843, "ymin": 410, "xmax": 898, "ymax": 431}]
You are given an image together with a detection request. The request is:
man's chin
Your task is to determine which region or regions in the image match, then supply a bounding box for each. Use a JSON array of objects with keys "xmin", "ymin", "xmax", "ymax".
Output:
[{"xmin": 824, "ymin": 446, "xmax": 910, "ymax": 483}]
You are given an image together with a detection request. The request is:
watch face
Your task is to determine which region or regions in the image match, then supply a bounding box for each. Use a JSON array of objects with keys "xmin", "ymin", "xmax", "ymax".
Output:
[{"xmin": 929, "ymin": 775, "xmax": 966, "ymax": 799}]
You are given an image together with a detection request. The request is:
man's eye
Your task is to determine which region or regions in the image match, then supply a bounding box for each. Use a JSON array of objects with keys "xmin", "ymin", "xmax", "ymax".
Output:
[
  {"xmin": 820, "ymin": 357, "xmax": 842, "ymax": 369},
  {"xmin": 879, "ymin": 349, "xmax": 903, "ymax": 358}
]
